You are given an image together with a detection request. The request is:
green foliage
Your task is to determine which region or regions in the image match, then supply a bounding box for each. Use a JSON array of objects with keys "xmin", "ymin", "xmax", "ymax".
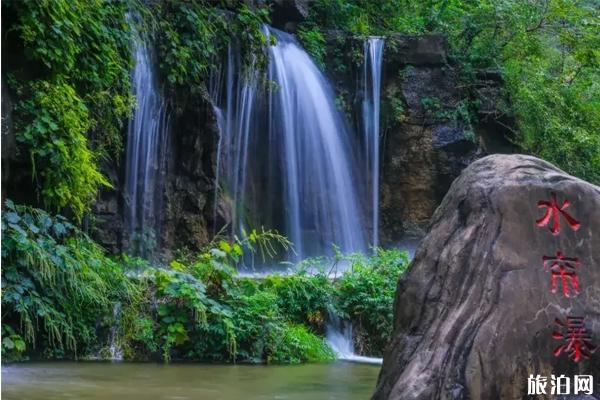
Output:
[
  {"xmin": 13, "ymin": 80, "xmax": 109, "ymax": 220},
  {"xmin": 287, "ymin": 247, "xmax": 411, "ymax": 356},
  {"xmin": 304, "ymin": 0, "xmax": 429, "ymax": 36},
  {"xmin": 233, "ymin": 4, "xmax": 272, "ymax": 71},
  {"xmin": 2, "ymin": 326, "xmax": 27, "ymax": 362},
  {"xmin": 267, "ymin": 324, "xmax": 335, "ymax": 364},
  {"xmin": 260, "ymin": 274, "xmax": 333, "ymax": 330},
  {"xmin": 153, "ymin": 1, "xmax": 270, "ymax": 91},
  {"xmin": 153, "ymin": 0, "xmax": 229, "ymax": 88},
  {"xmin": 118, "ymin": 231, "xmax": 327, "ymax": 364},
  {"xmin": 421, "ymin": 96, "xmax": 478, "ymax": 131},
  {"xmin": 2, "ymin": 201, "xmax": 409, "ymax": 363},
  {"xmin": 6, "ymin": 0, "xmax": 133, "ymax": 153},
  {"xmin": 297, "ymin": 26, "xmax": 327, "ymax": 68},
  {"xmin": 501, "ymin": 5, "xmax": 600, "ymax": 183},
  {"xmin": 4, "ymin": 0, "xmax": 133, "ymax": 216},
  {"xmin": 303, "ymin": 0, "xmax": 600, "ymax": 184},
  {"xmin": 335, "ymin": 248, "xmax": 409, "ymax": 355},
  {"xmin": 1, "ymin": 201, "xmax": 136, "ymax": 358},
  {"xmin": 388, "ymin": 95, "xmax": 408, "ymax": 124}
]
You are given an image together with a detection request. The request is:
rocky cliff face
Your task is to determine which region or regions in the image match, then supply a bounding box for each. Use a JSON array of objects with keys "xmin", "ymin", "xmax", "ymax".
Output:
[
  {"xmin": 373, "ymin": 154, "xmax": 600, "ymax": 400},
  {"xmin": 161, "ymin": 96, "xmax": 219, "ymax": 257},
  {"xmin": 324, "ymin": 33, "xmax": 512, "ymax": 244},
  {"xmin": 92, "ymin": 94, "xmax": 219, "ymax": 257}
]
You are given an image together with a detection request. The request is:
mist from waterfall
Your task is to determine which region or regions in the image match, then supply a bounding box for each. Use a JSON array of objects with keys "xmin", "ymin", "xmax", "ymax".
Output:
[
  {"xmin": 212, "ymin": 27, "xmax": 367, "ymax": 262},
  {"xmin": 362, "ymin": 37, "xmax": 384, "ymax": 248},
  {"xmin": 124, "ymin": 30, "xmax": 169, "ymax": 257}
]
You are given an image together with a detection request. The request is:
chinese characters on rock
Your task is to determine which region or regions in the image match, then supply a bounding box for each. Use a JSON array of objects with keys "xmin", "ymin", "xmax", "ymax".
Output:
[
  {"xmin": 553, "ymin": 317, "xmax": 596, "ymax": 362},
  {"xmin": 527, "ymin": 193, "xmax": 596, "ymax": 396},
  {"xmin": 535, "ymin": 192, "xmax": 595, "ymax": 363}
]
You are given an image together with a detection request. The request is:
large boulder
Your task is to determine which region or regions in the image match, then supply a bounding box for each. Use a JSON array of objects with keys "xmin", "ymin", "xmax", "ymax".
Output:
[{"xmin": 374, "ymin": 154, "xmax": 600, "ymax": 399}]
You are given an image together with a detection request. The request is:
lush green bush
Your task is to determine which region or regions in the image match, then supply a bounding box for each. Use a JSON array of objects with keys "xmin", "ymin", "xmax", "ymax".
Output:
[
  {"xmin": 12, "ymin": 80, "xmax": 109, "ymax": 220},
  {"xmin": 1, "ymin": 201, "xmax": 136, "ymax": 359},
  {"xmin": 152, "ymin": 1, "xmax": 270, "ymax": 91},
  {"xmin": 335, "ymin": 249, "xmax": 410, "ymax": 356},
  {"xmin": 297, "ymin": 26, "xmax": 327, "ymax": 68},
  {"xmin": 118, "ymin": 235, "xmax": 333, "ymax": 364},
  {"xmin": 5, "ymin": 0, "xmax": 133, "ymax": 154},
  {"xmin": 267, "ymin": 323, "xmax": 335, "ymax": 364},
  {"xmin": 259, "ymin": 273, "xmax": 334, "ymax": 331}
]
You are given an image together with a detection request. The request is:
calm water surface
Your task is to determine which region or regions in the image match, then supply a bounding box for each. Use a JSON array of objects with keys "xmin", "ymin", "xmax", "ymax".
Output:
[{"xmin": 2, "ymin": 361, "xmax": 380, "ymax": 400}]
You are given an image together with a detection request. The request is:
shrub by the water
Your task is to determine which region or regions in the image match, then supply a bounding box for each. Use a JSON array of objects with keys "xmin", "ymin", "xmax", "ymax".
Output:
[
  {"xmin": 1, "ymin": 201, "xmax": 136, "ymax": 361},
  {"xmin": 336, "ymin": 249, "xmax": 410, "ymax": 356}
]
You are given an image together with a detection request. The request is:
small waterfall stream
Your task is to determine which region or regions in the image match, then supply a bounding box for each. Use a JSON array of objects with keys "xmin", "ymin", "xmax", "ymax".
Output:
[
  {"xmin": 123, "ymin": 29, "xmax": 169, "ymax": 256},
  {"xmin": 362, "ymin": 37, "xmax": 384, "ymax": 248},
  {"xmin": 326, "ymin": 311, "xmax": 383, "ymax": 365},
  {"xmin": 108, "ymin": 303, "xmax": 123, "ymax": 361},
  {"xmin": 325, "ymin": 37, "xmax": 385, "ymax": 362}
]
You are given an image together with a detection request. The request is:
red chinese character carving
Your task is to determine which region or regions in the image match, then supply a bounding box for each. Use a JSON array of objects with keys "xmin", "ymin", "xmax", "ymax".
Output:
[
  {"xmin": 543, "ymin": 251, "xmax": 581, "ymax": 297},
  {"xmin": 536, "ymin": 193, "xmax": 581, "ymax": 235},
  {"xmin": 553, "ymin": 317, "xmax": 596, "ymax": 362}
]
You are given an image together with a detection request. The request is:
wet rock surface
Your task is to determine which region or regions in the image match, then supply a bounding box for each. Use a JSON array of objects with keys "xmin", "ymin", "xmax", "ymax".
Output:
[
  {"xmin": 92, "ymin": 96, "xmax": 218, "ymax": 256},
  {"xmin": 374, "ymin": 154, "xmax": 600, "ymax": 400}
]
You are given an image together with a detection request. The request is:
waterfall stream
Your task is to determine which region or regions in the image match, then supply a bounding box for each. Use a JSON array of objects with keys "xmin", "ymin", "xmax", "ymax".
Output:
[
  {"xmin": 326, "ymin": 311, "xmax": 383, "ymax": 365},
  {"xmin": 123, "ymin": 30, "xmax": 169, "ymax": 257},
  {"xmin": 212, "ymin": 27, "xmax": 367, "ymax": 262},
  {"xmin": 362, "ymin": 37, "xmax": 384, "ymax": 248}
]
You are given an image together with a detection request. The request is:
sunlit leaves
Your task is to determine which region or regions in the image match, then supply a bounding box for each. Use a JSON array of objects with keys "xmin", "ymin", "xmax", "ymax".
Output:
[{"xmin": 14, "ymin": 80, "xmax": 109, "ymax": 220}]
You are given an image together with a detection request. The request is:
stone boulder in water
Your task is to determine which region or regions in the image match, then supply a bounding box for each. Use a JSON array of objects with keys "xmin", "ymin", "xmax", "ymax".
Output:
[{"xmin": 374, "ymin": 154, "xmax": 600, "ymax": 400}]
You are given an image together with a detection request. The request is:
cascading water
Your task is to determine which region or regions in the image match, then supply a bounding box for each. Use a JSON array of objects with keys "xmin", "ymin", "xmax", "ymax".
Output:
[
  {"xmin": 326, "ymin": 311, "xmax": 382, "ymax": 365},
  {"xmin": 210, "ymin": 44, "xmax": 260, "ymax": 241},
  {"xmin": 108, "ymin": 303, "xmax": 123, "ymax": 361},
  {"xmin": 209, "ymin": 29, "xmax": 384, "ymax": 363},
  {"xmin": 268, "ymin": 28, "xmax": 366, "ymax": 259},
  {"xmin": 123, "ymin": 29, "xmax": 169, "ymax": 257},
  {"xmin": 212, "ymin": 27, "xmax": 367, "ymax": 262},
  {"xmin": 362, "ymin": 37, "xmax": 384, "ymax": 248}
]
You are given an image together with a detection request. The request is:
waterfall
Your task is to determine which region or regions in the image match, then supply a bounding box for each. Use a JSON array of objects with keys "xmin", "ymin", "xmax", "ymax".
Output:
[
  {"xmin": 212, "ymin": 27, "xmax": 367, "ymax": 262},
  {"xmin": 123, "ymin": 29, "xmax": 169, "ymax": 257},
  {"xmin": 210, "ymin": 44, "xmax": 260, "ymax": 241},
  {"xmin": 108, "ymin": 303, "xmax": 123, "ymax": 361},
  {"xmin": 326, "ymin": 311, "xmax": 382, "ymax": 365},
  {"xmin": 362, "ymin": 38, "xmax": 384, "ymax": 248}
]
